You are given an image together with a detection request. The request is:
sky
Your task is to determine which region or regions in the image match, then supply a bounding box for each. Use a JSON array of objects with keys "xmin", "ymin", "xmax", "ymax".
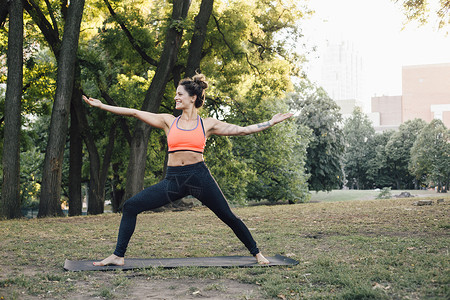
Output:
[{"xmin": 299, "ymin": 0, "xmax": 450, "ymax": 109}]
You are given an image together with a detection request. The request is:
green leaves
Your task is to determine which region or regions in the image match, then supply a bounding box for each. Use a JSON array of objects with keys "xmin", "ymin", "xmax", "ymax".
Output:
[
  {"xmin": 343, "ymin": 107, "xmax": 375, "ymax": 189},
  {"xmin": 385, "ymin": 119, "xmax": 427, "ymax": 189},
  {"xmin": 410, "ymin": 119, "xmax": 450, "ymax": 192},
  {"xmin": 289, "ymin": 81, "xmax": 345, "ymax": 192}
]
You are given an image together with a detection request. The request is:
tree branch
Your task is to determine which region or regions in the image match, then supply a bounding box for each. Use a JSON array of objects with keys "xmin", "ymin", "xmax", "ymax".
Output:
[
  {"xmin": 43, "ymin": 0, "xmax": 59, "ymax": 35},
  {"xmin": 102, "ymin": 0, "xmax": 158, "ymax": 67},
  {"xmin": 98, "ymin": 89, "xmax": 133, "ymax": 146},
  {"xmin": 22, "ymin": 0, "xmax": 60, "ymax": 56},
  {"xmin": 212, "ymin": 14, "xmax": 260, "ymax": 74},
  {"xmin": 248, "ymin": 38, "xmax": 267, "ymax": 60},
  {"xmin": 77, "ymin": 58, "xmax": 133, "ymax": 145},
  {"xmin": 185, "ymin": 0, "xmax": 214, "ymax": 77}
]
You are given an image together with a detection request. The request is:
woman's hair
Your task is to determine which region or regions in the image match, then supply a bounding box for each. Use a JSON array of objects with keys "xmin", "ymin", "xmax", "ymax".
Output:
[{"xmin": 179, "ymin": 73, "xmax": 208, "ymax": 108}]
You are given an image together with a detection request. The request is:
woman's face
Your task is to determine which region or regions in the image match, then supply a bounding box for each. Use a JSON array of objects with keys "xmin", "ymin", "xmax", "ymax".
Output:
[{"xmin": 175, "ymin": 85, "xmax": 196, "ymax": 110}]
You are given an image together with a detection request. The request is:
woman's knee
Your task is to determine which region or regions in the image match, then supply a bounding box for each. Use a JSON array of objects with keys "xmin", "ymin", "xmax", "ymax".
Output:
[
  {"xmin": 218, "ymin": 210, "xmax": 241, "ymax": 225},
  {"xmin": 122, "ymin": 198, "xmax": 139, "ymax": 215}
]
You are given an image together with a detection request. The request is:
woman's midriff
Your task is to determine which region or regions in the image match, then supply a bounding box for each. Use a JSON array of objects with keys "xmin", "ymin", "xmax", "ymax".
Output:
[{"xmin": 167, "ymin": 151, "xmax": 204, "ymax": 166}]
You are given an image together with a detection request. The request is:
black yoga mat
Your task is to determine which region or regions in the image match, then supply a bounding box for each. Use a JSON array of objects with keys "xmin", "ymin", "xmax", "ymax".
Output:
[{"xmin": 63, "ymin": 254, "xmax": 298, "ymax": 271}]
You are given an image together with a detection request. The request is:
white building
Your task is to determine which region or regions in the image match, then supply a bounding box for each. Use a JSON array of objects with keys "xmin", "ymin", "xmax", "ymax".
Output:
[{"xmin": 320, "ymin": 40, "xmax": 364, "ymax": 104}]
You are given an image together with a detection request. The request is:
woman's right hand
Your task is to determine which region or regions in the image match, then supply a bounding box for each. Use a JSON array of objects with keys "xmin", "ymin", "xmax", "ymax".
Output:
[{"xmin": 82, "ymin": 95, "xmax": 102, "ymax": 108}]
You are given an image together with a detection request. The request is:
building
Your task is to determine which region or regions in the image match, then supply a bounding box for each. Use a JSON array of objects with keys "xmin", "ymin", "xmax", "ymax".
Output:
[
  {"xmin": 370, "ymin": 63, "xmax": 450, "ymax": 131},
  {"xmin": 402, "ymin": 63, "xmax": 450, "ymax": 128},
  {"xmin": 316, "ymin": 40, "xmax": 365, "ymax": 118},
  {"xmin": 336, "ymin": 99, "xmax": 365, "ymax": 119},
  {"xmin": 320, "ymin": 40, "xmax": 364, "ymax": 102},
  {"xmin": 371, "ymin": 95, "xmax": 402, "ymax": 132}
]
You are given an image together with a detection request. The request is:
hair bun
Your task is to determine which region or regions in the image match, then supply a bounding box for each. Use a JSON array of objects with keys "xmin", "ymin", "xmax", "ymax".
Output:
[{"xmin": 192, "ymin": 73, "xmax": 208, "ymax": 90}]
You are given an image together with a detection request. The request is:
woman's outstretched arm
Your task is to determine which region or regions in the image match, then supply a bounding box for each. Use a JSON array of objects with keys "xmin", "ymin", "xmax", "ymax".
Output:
[
  {"xmin": 206, "ymin": 112, "xmax": 293, "ymax": 137},
  {"xmin": 82, "ymin": 95, "xmax": 173, "ymax": 130}
]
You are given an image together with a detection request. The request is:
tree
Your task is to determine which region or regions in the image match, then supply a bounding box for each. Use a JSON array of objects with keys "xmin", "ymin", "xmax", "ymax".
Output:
[
  {"xmin": 19, "ymin": 115, "xmax": 50, "ymax": 215},
  {"xmin": 205, "ymin": 135, "xmax": 255, "ymax": 204},
  {"xmin": 123, "ymin": 0, "xmax": 191, "ymax": 201},
  {"xmin": 222, "ymin": 75, "xmax": 311, "ymax": 203},
  {"xmin": 393, "ymin": 0, "xmax": 449, "ymax": 32},
  {"xmin": 68, "ymin": 93, "xmax": 83, "ymax": 216},
  {"xmin": 3, "ymin": 0, "xmax": 311, "ymax": 216},
  {"xmin": 288, "ymin": 81, "xmax": 345, "ymax": 192},
  {"xmin": 39, "ymin": 0, "xmax": 85, "ymax": 217},
  {"xmin": 410, "ymin": 119, "xmax": 450, "ymax": 192},
  {"xmin": 1, "ymin": 0, "xmax": 23, "ymax": 219},
  {"xmin": 385, "ymin": 118, "xmax": 427, "ymax": 189},
  {"xmin": 89, "ymin": 0, "xmax": 308, "ymax": 205},
  {"xmin": 343, "ymin": 107, "xmax": 375, "ymax": 189},
  {"xmin": 22, "ymin": 0, "xmax": 87, "ymax": 216},
  {"xmin": 366, "ymin": 130, "xmax": 395, "ymax": 188}
]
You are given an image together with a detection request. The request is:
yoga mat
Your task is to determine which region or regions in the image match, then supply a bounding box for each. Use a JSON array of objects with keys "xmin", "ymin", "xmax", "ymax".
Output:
[{"xmin": 64, "ymin": 254, "xmax": 298, "ymax": 271}]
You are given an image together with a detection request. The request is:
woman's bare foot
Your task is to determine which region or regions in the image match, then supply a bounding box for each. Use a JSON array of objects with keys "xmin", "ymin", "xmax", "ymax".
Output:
[
  {"xmin": 93, "ymin": 254, "xmax": 124, "ymax": 266},
  {"xmin": 255, "ymin": 252, "xmax": 270, "ymax": 265}
]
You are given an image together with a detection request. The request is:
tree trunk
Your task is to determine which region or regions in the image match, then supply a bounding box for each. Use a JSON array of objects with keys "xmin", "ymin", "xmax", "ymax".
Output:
[
  {"xmin": 111, "ymin": 163, "xmax": 124, "ymax": 212},
  {"xmin": 38, "ymin": 0, "xmax": 85, "ymax": 217},
  {"xmin": 86, "ymin": 123, "xmax": 116, "ymax": 215},
  {"xmin": 124, "ymin": 0, "xmax": 192, "ymax": 202},
  {"xmin": 1, "ymin": 0, "xmax": 23, "ymax": 219},
  {"xmin": 68, "ymin": 91, "xmax": 83, "ymax": 216},
  {"xmin": 22, "ymin": 0, "xmax": 60, "ymax": 57},
  {"xmin": 87, "ymin": 156, "xmax": 103, "ymax": 214},
  {"xmin": 72, "ymin": 86, "xmax": 118, "ymax": 215},
  {"xmin": 71, "ymin": 88, "xmax": 102, "ymax": 215},
  {"xmin": 185, "ymin": 0, "xmax": 214, "ymax": 78},
  {"xmin": 100, "ymin": 124, "xmax": 116, "ymax": 195}
]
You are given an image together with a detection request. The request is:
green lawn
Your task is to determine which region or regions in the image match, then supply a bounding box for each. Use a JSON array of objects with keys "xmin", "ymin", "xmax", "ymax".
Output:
[
  {"xmin": 1, "ymin": 193, "xmax": 449, "ymax": 299},
  {"xmin": 309, "ymin": 189, "xmax": 439, "ymax": 202}
]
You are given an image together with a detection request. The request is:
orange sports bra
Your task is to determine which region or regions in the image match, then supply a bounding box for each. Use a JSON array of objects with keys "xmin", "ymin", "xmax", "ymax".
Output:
[{"xmin": 167, "ymin": 115, "xmax": 206, "ymax": 154}]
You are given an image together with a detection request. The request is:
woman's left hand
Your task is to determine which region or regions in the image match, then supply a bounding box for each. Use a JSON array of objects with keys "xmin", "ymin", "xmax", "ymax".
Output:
[{"xmin": 270, "ymin": 112, "xmax": 294, "ymax": 125}]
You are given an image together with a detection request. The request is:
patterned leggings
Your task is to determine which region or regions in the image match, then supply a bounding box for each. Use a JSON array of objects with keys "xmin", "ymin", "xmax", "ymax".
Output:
[{"xmin": 113, "ymin": 161, "xmax": 259, "ymax": 257}]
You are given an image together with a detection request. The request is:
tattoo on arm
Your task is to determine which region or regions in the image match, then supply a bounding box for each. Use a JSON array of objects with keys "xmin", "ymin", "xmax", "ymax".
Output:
[{"xmin": 257, "ymin": 121, "xmax": 271, "ymax": 128}]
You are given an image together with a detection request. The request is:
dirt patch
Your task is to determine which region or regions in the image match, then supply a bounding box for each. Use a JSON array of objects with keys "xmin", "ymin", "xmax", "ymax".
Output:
[
  {"xmin": 126, "ymin": 278, "xmax": 265, "ymax": 299},
  {"xmin": 0, "ymin": 263, "xmax": 44, "ymax": 281},
  {"xmin": 302, "ymin": 230, "xmax": 449, "ymax": 239},
  {"xmin": 66, "ymin": 277, "xmax": 267, "ymax": 300}
]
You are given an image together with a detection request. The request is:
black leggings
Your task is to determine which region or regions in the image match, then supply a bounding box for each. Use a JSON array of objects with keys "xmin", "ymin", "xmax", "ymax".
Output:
[{"xmin": 113, "ymin": 161, "xmax": 259, "ymax": 257}]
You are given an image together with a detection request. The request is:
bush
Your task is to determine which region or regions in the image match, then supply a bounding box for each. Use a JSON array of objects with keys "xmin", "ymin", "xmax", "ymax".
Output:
[{"xmin": 376, "ymin": 187, "xmax": 392, "ymax": 199}]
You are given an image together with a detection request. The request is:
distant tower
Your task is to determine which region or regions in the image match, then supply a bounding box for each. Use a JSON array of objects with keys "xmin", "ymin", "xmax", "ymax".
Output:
[{"xmin": 319, "ymin": 40, "xmax": 364, "ymax": 117}]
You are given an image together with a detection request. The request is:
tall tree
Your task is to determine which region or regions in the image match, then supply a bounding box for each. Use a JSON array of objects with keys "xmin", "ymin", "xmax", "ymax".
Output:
[
  {"xmin": 385, "ymin": 118, "xmax": 427, "ymax": 189},
  {"xmin": 1, "ymin": 0, "xmax": 23, "ymax": 219},
  {"xmin": 288, "ymin": 82, "xmax": 345, "ymax": 192},
  {"xmin": 124, "ymin": 0, "xmax": 191, "ymax": 201},
  {"xmin": 68, "ymin": 99, "xmax": 83, "ymax": 216},
  {"xmin": 410, "ymin": 119, "xmax": 450, "ymax": 192},
  {"xmin": 366, "ymin": 130, "xmax": 395, "ymax": 189},
  {"xmin": 38, "ymin": 0, "xmax": 85, "ymax": 217},
  {"xmin": 343, "ymin": 107, "xmax": 375, "ymax": 190},
  {"xmin": 72, "ymin": 87, "xmax": 117, "ymax": 215}
]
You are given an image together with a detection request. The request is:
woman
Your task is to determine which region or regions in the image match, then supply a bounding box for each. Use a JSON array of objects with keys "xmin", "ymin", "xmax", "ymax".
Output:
[{"xmin": 83, "ymin": 74, "xmax": 293, "ymax": 266}]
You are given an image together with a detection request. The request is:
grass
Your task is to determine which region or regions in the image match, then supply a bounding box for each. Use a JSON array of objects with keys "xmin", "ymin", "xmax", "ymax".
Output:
[
  {"xmin": 308, "ymin": 189, "xmax": 438, "ymax": 202},
  {"xmin": 0, "ymin": 191, "xmax": 449, "ymax": 299}
]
